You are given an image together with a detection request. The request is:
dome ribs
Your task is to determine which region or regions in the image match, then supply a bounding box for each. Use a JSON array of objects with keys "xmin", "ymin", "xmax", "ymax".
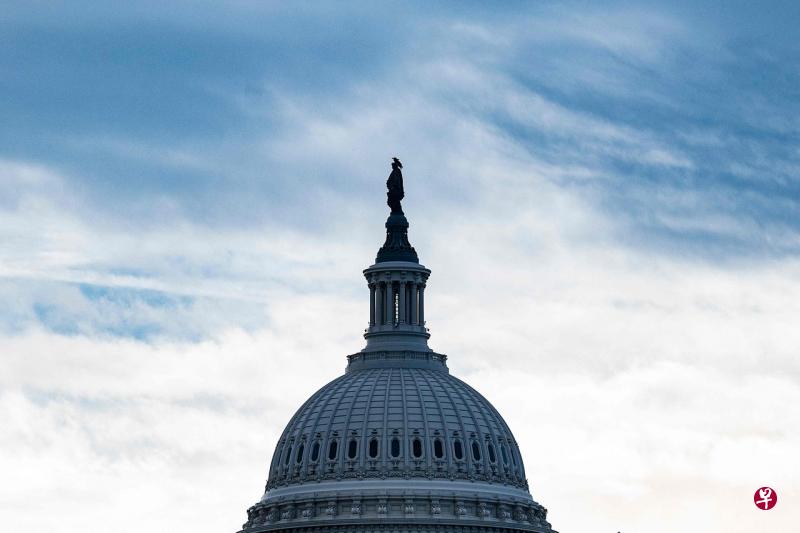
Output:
[
  {"xmin": 407, "ymin": 369, "xmax": 432, "ymax": 468},
  {"xmin": 453, "ymin": 376, "xmax": 506, "ymax": 483},
  {"xmin": 427, "ymin": 368, "xmax": 481, "ymax": 476},
  {"xmin": 461, "ymin": 378, "xmax": 529, "ymax": 485},
  {"xmin": 340, "ymin": 371, "xmax": 367, "ymax": 470},
  {"xmin": 418, "ymin": 369, "xmax": 451, "ymax": 467},
  {"xmin": 358, "ymin": 367, "xmax": 385, "ymax": 470},
  {"xmin": 272, "ymin": 374, "xmax": 347, "ymax": 483},
  {"xmin": 398, "ymin": 368, "xmax": 409, "ymax": 471},
  {"xmin": 425, "ymin": 367, "xmax": 472, "ymax": 478},
  {"xmin": 264, "ymin": 369, "xmax": 530, "ymax": 491},
  {"xmin": 382, "ymin": 367, "xmax": 393, "ymax": 472}
]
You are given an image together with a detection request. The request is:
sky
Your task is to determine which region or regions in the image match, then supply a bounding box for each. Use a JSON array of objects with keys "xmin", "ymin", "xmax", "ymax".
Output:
[{"xmin": 1, "ymin": 1, "xmax": 799, "ymax": 532}]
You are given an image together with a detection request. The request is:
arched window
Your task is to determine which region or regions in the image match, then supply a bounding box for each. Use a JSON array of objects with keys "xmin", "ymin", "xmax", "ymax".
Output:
[
  {"xmin": 500, "ymin": 444, "xmax": 508, "ymax": 465},
  {"xmin": 311, "ymin": 441, "xmax": 320, "ymax": 462},
  {"xmin": 295, "ymin": 443, "xmax": 305, "ymax": 464},
  {"xmin": 284, "ymin": 445, "xmax": 293, "ymax": 465},
  {"xmin": 328, "ymin": 440, "xmax": 338, "ymax": 461},
  {"xmin": 487, "ymin": 443, "xmax": 496, "ymax": 463},
  {"xmin": 433, "ymin": 438, "xmax": 444, "ymax": 459},
  {"xmin": 412, "ymin": 437, "xmax": 423, "ymax": 458},
  {"xmin": 369, "ymin": 438, "xmax": 379, "ymax": 458},
  {"xmin": 347, "ymin": 438, "xmax": 358, "ymax": 459},
  {"xmin": 453, "ymin": 439, "xmax": 464, "ymax": 460},
  {"xmin": 471, "ymin": 441, "xmax": 481, "ymax": 461},
  {"xmin": 390, "ymin": 437, "xmax": 401, "ymax": 458}
]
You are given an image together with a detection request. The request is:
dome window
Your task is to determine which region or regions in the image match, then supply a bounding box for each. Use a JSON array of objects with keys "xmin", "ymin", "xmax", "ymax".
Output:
[
  {"xmin": 347, "ymin": 438, "xmax": 358, "ymax": 459},
  {"xmin": 471, "ymin": 441, "xmax": 481, "ymax": 461},
  {"xmin": 390, "ymin": 437, "xmax": 401, "ymax": 458},
  {"xmin": 500, "ymin": 444, "xmax": 509, "ymax": 465},
  {"xmin": 487, "ymin": 443, "xmax": 496, "ymax": 463},
  {"xmin": 411, "ymin": 437, "xmax": 423, "ymax": 458},
  {"xmin": 295, "ymin": 443, "xmax": 304, "ymax": 464},
  {"xmin": 310, "ymin": 441, "xmax": 320, "ymax": 462},
  {"xmin": 368, "ymin": 438, "xmax": 379, "ymax": 459},
  {"xmin": 284, "ymin": 445, "xmax": 293, "ymax": 465},
  {"xmin": 327, "ymin": 440, "xmax": 338, "ymax": 461},
  {"xmin": 453, "ymin": 439, "xmax": 464, "ymax": 460},
  {"xmin": 433, "ymin": 438, "xmax": 444, "ymax": 459}
]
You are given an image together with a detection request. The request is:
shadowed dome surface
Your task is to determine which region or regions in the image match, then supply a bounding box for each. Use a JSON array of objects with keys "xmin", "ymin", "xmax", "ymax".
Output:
[
  {"xmin": 237, "ymin": 161, "xmax": 556, "ymax": 533},
  {"xmin": 266, "ymin": 362, "xmax": 528, "ymax": 492}
]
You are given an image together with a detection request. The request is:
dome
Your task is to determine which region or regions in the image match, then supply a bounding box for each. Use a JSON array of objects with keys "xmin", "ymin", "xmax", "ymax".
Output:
[
  {"xmin": 237, "ymin": 160, "xmax": 556, "ymax": 533},
  {"xmin": 266, "ymin": 359, "xmax": 528, "ymax": 492}
]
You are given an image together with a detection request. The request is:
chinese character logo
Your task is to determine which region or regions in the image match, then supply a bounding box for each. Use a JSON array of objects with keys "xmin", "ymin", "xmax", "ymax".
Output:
[{"xmin": 754, "ymin": 487, "xmax": 777, "ymax": 510}]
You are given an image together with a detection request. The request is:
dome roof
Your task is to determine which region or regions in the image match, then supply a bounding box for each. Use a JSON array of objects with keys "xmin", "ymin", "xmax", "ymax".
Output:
[
  {"xmin": 265, "ymin": 360, "xmax": 528, "ymax": 493},
  {"xmin": 242, "ymin": 354, "xmax": 554, "ymax": 532}
]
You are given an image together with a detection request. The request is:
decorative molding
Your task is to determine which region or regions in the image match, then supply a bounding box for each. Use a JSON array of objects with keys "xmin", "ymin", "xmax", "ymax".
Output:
[{"xmin": 243, "ymin": 495, "xmax": 554, "ymax": 533}]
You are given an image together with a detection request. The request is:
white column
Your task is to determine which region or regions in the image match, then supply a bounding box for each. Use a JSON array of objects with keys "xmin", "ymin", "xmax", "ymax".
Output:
[
  {"xmin": 411, "ymin": 282, "xmax": 419, "ymax": 325},
  {"xmin": 405, "ymin": 283, "xmax": 412, "ymax": 324},
  {"xmin": 398, "ymin": 281, "xmax": 407, "ymax": 324},
  {"xmin": 377, "ymin": 283, "xmax": 385, "ymax": 324},
  {"xmin": 369, "ymin": 283, "xmax": 376, "ymax": 326},
  {"xmin": 418, "ymin": 284, "xmax": 425, "ymax": 325},
  {"xmin": 384, "ymin": 281, "xmax": 393, "ymax": 325}
]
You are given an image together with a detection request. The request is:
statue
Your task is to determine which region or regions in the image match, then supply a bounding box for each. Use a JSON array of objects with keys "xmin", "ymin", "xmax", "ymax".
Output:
[
  {"xmin": 386, "ymin": 157, "xmax": 404, "ymax": 214},
  {"xmin": 375, "ymin": 156, "xmax": 419, "ymax": 263}
]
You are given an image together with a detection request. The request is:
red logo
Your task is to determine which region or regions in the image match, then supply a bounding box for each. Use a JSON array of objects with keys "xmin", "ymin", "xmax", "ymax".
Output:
[{"xmin": 754, "ymin": 487, "xmax": 777, "ymax": 510}]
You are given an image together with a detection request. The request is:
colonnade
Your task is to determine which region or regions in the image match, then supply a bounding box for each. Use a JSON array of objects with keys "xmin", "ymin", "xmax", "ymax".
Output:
[{"xmin": 368, "ymin": 279, "xmax": 426, "ymax": 327}]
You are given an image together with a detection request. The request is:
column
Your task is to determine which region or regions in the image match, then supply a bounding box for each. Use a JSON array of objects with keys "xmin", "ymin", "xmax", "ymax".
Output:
[
  {"xmin": 406, "ymin": 283, "xmax": 413, "ymax": 324},
  {"xmin": 377, "ymin": 283, "xmax": 385, "ymax": 324},
  {"xmin": 410, "ymin": 282, "xmax": 419, "ymax": 325},
  {"xmin": 376, "ymin": 282, "xmax": 380, "ymax": 325},
  {"xmin": 369, "ymin": 283, "xmax": 376, "ymax": 326},
  {"xmin": 398, "ymin": 281, "xmax": 407, "ymax": 324},
  {"xmin": 418, "ymin": 284, "xmax": 425, "ymax": 325},
  {"xmin": 385, "ymin": 281, "xmax": 394, "ymax": 325}
]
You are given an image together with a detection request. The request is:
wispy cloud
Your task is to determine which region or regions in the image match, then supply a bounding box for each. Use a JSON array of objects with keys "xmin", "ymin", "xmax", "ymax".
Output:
[{"xmin": 1, "ymin": 2, "xmax": 799, "ymax": 533}]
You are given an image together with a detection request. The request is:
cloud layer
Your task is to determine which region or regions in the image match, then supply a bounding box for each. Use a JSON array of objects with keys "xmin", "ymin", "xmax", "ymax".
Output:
[{"xmin": 2, "ymin": 2, "xmax": 799, "ymax": 532}]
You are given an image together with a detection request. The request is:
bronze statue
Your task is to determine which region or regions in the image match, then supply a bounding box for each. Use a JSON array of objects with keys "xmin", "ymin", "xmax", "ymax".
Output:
[{"xmin": 386, "ymin": 157, "xmax": 404, "ymax": 214}]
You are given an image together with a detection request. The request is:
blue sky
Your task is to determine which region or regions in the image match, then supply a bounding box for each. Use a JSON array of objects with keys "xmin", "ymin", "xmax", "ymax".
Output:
[
  {"xmin": 1, "ymin": 2, "xmax": 799, "ymax": 533},
  {"xmin": 3, "ymin": 1, "xmax": 798, "ymax": 250},
  {"xmin": 2, "ymin": 0, "xmax": 799, "ymax": 339}
]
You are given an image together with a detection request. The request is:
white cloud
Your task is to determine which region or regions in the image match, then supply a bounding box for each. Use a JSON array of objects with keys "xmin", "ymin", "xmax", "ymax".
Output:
[
  {"xmin": 2, "ymin": 5, "xmax": 799, "ymax": 533},
  {"xmin": 3, "ymin": 184, "xmax": 799, "ymax": 532},
  {"xmin": 2, "ymin": 279, "xmax": 798, "ymax": 533}
]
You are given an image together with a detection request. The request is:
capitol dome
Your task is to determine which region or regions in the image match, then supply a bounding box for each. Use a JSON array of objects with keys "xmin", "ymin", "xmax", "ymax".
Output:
[{"xmin": 237, "ymin": 160, "xmax": 556, "ymax": 533}]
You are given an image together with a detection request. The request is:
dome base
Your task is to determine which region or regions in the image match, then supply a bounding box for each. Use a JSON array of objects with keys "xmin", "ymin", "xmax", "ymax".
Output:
[
  {"xmin": 242, "ymin": 523, "xmax": 555, "ymax": 533},
  {"xmin": 241, "ymin": 489, "xmax": 555, "ymax": 533},
  {"xmin": 346, "ymin": 350, "xmax": 448, "ymax": 372}
]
